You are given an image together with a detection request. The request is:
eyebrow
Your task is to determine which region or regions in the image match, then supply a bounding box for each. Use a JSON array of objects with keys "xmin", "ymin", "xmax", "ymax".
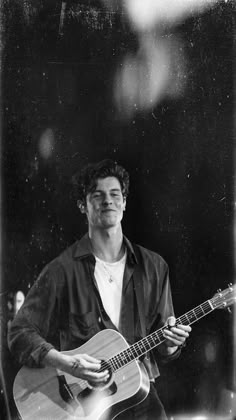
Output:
[{"xmin": 93, "ymin": 188, "xmax": 122, "ymax": 193}]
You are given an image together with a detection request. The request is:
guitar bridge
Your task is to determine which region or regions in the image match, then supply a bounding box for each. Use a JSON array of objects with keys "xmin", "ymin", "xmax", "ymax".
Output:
[{"xmin": 57, "ymin": 374, "xmax": 75, "ymax": 403}]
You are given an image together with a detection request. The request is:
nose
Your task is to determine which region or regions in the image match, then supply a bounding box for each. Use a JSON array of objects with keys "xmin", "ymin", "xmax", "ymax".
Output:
[{"xmin": 102, "ymin": 194, "xmax": 112, "ymax": 206}]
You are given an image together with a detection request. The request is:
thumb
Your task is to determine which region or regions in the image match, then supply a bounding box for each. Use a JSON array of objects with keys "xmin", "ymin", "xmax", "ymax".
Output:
[{"xmin": 167, "ymin": 316, "xmax": 176, "ymax": 327}]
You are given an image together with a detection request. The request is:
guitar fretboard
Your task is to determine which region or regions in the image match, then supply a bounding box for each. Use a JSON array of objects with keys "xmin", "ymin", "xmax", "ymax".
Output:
[{"xmin": 103, "ymin": 299, "xmax": 214, "ymax": 373}]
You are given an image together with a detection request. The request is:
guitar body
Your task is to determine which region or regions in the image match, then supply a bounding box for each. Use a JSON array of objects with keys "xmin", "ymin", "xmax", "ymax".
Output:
[{"xmin": 13, "ymin": 329, "xmax": 150, "ymax": 420}]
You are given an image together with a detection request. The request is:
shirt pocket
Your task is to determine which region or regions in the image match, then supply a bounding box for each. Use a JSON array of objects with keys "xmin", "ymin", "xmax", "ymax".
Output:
[{"xmin": 69, "ymin": 311, "xmax": 98, "ymax": 340}]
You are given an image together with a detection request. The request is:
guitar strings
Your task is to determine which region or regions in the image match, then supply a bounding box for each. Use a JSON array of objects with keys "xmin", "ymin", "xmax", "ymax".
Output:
[
  {"xmin": 73, "ymin": 293, "xmax": 232, "ymax": 378},
  {"xmin": 63, "ymin": 292, "xmax": 232, "ymax": 396},
  {"xmin": 100, "ymin": 292, "xmax": 235, "ymax": 373},
  {"xmin": 99, "ymin": 300, "xmax": 215, "ymax": 373}
]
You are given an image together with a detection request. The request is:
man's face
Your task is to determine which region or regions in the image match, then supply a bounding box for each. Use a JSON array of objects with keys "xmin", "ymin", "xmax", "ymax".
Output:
[{"xmin": 82, "ymin": 177, "xmax": 126, "ymax": 230}]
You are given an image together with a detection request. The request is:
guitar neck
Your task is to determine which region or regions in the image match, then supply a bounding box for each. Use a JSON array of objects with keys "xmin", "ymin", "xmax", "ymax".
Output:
[{"xmin": 108, "ymin": 298, "xmax": 215, "ymax": 372}]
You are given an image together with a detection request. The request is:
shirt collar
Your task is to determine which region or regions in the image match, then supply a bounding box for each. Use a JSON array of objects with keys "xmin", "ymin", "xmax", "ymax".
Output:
[{"xmin": 73, "ymin": 233, "xmax": 138, "ymax": 264}]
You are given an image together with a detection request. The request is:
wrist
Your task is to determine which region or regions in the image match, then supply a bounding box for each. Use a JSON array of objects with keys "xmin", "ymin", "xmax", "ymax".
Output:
[
  {"xmin": 159, "ymin": 343, "xmax": 178, "ymax": 356},
  {"xmin": 43, "ymin": 349, "xmax": 70, "ymax": 371}
]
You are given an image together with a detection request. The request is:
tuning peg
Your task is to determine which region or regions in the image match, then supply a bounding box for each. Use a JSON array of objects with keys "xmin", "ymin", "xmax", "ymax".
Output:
[
  {"xmin": 228, "ymin": 283, "xmax": 232, "ymax": 287},
  {"xmin": 217, "ymin": 289, "xmax": 222, "ymax": 294},
  {"xmin": 227, "ymin": 307, "xmax": 232, "ymax": 314}
]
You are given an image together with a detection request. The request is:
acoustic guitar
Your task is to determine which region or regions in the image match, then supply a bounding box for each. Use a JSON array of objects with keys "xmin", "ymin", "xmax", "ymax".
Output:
[{"xmin": 13, "ymin": 284, "xmax": 235, "ymax": 420}]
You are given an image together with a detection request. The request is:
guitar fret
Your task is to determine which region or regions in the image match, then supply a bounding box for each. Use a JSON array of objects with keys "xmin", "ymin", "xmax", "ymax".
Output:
[
  {"xmin": 126, "ymin": 349, "xmax": 133, "ymax": 361},
  {"xmin": 135, "ymin": 342, "xmax": 143, "ymax": 356},
  {"xmin": 149, "ymin": 335, "xmax": 156, "ymax": 346},
  {"xmin": 155, "ymin": 331, "xmax": 164, "ymax": 343},
  {"xmin": 135, "ymin": 343, "xmax": 145, "ymax": 356},
  {"xmin": 187, "ymin": 312, "xmax": 197, "ymax": 322},
  {"xmin": 203, "ymin": 301, "xmax": 213, "ymax": 313},
  {"xmin": 110, "ymin": 360, "xmax": 117, "ymax": 371},
  {"xmin": 113, "ymin": 356, "xmax": 122, "ymax": 370},
  {"xmin": 151, "ymin": 333, "xmax": 161, "ymax": 346},
  {"xmin": 198, "ymin": 305, "xmax": 205, "ymax": 316},
  {"xmin": 120, "ymin": 353, "xmax": 126, "ymax": 364},
  {"xmin": 180, "ymin": 314, "xmax": 191, "ymax": 324},
  {"xmin": 110, "ymin": 358, "xmax": 117, "ymax": 370},
  {"xmin": 140, "ymin": 341, "xmax": 147, "ymax": 351},
  {"xmin": 143, "ymin": 337, "xmax": 152, "ymax": 350}
]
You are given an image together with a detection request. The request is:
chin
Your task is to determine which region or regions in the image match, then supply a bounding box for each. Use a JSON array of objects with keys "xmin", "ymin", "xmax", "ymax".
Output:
[
  {"xmin": 101, "ymin": 220, "xmax": 119, "ymax": 228},
  {"xmin": 102, "ymin": 223, "xmax": 117, "ymax": 229}
]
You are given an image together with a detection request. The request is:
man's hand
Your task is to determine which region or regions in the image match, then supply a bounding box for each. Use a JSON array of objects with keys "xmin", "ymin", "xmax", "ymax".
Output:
[
  {"xmin": 159, "ymin": 316, "xmax": 192, "ymax": 356},
  {"xmin": 65, "ymin": 353, "xmax": 110, "ymax": 383},
  {"xmin": 43, "ymin": 349, "xmax": 109, "ymax": 384}
]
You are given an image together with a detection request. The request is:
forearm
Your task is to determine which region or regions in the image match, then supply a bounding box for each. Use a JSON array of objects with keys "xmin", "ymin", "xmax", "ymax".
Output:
[{"xmin": 43, "ymin": 349, "xmax": 73, "ymax": 374}]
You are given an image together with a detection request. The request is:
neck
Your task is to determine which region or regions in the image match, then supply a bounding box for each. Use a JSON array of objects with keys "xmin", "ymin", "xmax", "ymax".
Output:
[{"xmin": 89, "ymin": 226, "xmax": 124, "ymax": 263}]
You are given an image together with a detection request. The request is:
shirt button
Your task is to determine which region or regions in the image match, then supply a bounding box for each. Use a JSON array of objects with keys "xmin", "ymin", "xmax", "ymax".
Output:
[{"xmin": 98, "ymin": 316, "xmax": 101, "ymax": 323}]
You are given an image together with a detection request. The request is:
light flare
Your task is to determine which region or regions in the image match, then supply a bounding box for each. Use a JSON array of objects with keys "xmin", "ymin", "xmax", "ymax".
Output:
[
  {"xmin": 38, "ymin": 128, "xmax": 55, "ymax": 160},
  {"xmin": 114, "ymin": 34, "xmax": 186, "ymax": 118},
  {"xmin": 102, "ymin": 0, "xmax": 220, "ymax": 117},
  {"xmin": 123, "ymin": 0, "xmax": 219, "ymax": 31}
]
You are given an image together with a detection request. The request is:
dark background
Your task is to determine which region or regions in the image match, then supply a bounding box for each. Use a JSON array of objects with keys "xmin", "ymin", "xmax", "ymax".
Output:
[{"xmin": 1, "ymin": 0, "xmax": 235, "ymax": 419}]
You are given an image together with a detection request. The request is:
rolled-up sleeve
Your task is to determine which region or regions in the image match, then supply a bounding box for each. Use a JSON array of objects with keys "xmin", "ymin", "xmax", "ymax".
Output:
[{"xmin": 8, "ymin": 266, "xmax": 59, "ymax": 367}]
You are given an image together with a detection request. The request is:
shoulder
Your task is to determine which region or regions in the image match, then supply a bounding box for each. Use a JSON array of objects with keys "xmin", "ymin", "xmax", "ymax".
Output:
[
  {"xmin": 40, "ymin": 240, "xmax": 79, "ymax": 279},
  {"xmin": 130, "ymin": 241, "xmax": 168, "ymax": 273}
]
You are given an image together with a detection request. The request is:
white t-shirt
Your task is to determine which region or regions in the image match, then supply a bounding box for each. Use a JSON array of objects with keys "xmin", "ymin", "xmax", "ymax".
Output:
[{"xmin": 94, "ymin": 250, "xmax": 127, "ymax": 329}]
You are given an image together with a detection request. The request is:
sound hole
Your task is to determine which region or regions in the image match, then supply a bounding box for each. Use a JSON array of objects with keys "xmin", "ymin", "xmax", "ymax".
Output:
[{"xmin": 57, "ymin": 368, "xmax": 117, "ymax": 417}]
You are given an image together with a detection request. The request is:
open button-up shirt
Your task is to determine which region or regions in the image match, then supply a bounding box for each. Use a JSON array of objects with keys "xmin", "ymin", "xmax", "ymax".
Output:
[{"xmin": 8, "ymin": 234, "xmax": 180, "ymax": 379}]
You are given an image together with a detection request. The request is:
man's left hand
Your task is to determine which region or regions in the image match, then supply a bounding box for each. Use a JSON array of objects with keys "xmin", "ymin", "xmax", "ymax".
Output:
[{"xmin": 162, "ymin": 316, "xmax": 191, "ymax": 354}]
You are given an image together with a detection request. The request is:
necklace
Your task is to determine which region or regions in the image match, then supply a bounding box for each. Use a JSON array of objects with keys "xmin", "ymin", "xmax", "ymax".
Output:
[
  {"xmin": 95, "ymin": 248, "xmax": 127, "ymax": 283},
  {"xmin": 101, "ymin": 262, "xmax": 114, "ymax": 283}
]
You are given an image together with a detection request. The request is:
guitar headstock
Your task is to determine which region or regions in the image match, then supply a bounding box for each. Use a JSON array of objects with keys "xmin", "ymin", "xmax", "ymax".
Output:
[{"xmin": 211, "ymin": 283, "xmax": 236, "ymax": 310}]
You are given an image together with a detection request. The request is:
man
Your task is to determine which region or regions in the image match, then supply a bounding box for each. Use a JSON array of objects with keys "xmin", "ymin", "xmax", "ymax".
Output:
[{"xmin": 8, "ymin": 159, "xmax": 191, "ymax": 419}]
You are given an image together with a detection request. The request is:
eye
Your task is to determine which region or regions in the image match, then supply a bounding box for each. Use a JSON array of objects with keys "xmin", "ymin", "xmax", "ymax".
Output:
[
  {"xmin": 92, "ymin": 192, "xmax": 102, "ymax": 198},
  {"xmin": 111, "ymin": 191, "xmax": 122, "ymax": 197}
]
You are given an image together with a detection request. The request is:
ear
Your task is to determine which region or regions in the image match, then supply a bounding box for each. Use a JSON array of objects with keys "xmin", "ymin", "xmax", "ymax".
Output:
[
  {"xmin": 77, "ymin": 200, "xmax": 86, "ymax": 214},
  {"xmin": 123, "ymin": 197, "xmax": 126, "ymax": 211}
]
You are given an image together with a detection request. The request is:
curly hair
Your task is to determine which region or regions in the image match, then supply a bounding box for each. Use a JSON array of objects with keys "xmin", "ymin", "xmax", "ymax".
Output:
[{"xmin": 72, "ymin": 159, "xmax": 130, "ymax": 204}]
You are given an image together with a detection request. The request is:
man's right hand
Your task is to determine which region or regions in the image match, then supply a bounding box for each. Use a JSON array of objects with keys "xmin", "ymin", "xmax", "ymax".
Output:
[
  {"xmin": 64, "ymin": 353, "xmax": 110, "ymax": 383},
  {"xmin": 43, "ymin": 349, "xmax": 109, "ymax": 384}
]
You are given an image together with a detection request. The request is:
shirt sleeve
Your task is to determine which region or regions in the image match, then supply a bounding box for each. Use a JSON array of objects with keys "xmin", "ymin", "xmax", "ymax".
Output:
[
  {"xmin": 151, "ymin": 259, "xmax": 182, "ymax": 364},
  {"xmin": 8, "ymin": 265, "xmax": 60, "ymax": 367}
]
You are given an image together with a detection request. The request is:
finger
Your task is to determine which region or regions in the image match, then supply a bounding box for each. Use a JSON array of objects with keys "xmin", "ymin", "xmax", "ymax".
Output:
[
  {"xmin": 75, "ymin": 355, "xmax": 101, "ymax": 370},
  {"xmin": 89, "ymin": 369, "xmax": 109, "ymax": 378},
  {"xmin": 164, "ymin": 328, "xmax": 189, "ymax": 340},
  {"xmin": 176, "ymin": 324, "xmax": 192, "ymax": 332},
  {"xmin": 167, "ymin": 316, "xmax": 176, "ymax": 327},
  {"xmin": 83, "ymin": 360, "xmax": 102, "ymax": 371},
  {"xmin": 82, "ymin": 354, "xmax": 102, "ymax": 364},
  {"xmin": 164, "ymin": 337, "xmax": 183, "ymax": 347},
  {"xmin": 171, "ymin": 326, "xmax": 190, "ymax": 336},
  {"xmin": 84, "ymin": 370, "xmax": 110, "ymax": 382}
]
